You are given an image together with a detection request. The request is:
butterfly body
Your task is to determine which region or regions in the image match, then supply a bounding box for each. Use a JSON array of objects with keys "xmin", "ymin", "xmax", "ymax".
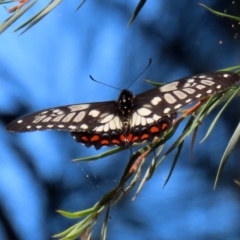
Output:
[{"xmin": 6, "ymin": 71, "xmax": 239, "ymax": 149}]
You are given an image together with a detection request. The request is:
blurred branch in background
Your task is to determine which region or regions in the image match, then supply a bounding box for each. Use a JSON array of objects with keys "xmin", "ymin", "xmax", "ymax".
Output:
[{"xmin": 0, "ymin": 0, "xmax": 146, "ymax": 34}]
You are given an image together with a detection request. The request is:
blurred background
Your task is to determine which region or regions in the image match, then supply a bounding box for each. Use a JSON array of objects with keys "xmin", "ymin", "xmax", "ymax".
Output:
[{"xmin": 1, "ymin": 0, "xmax": 240, "ymax": 239}]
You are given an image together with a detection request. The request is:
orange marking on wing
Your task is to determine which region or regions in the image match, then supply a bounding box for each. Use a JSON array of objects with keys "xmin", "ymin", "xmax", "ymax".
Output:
[
  {"xmin": 91, "ymin": 135, "xmax": 100, "ymax": 141},
  {"xmin": 81, "ymin": 136, "xmax": 88, "ymax": 142},
  {"xmin": 127, "ymin": 133, "xmax": 133, "ymax": 141},
  {"xmin": 112, "ymin": 139, "xmax": 120, "ymax": 144},
  {"xmin": 132, "ymin": 136, "xmax": 139, "ymax": 142},
  {"xmin": 150, "ymin": 126, "xmax": 159, "ymax": 133},
  {"xmin": 141, "ymin": 133, "xmax": 149, "ymax": 140},
  {"xmin": 101, "ymin": 139, "xmax": 109, "ymax": 145},
  {"xmin": 161, "ymin": 123, "xmax": 168, "ymax": 130},
  {"xmin": 120, "ymin": 134, "xmax": 126, "ymax": 142}
]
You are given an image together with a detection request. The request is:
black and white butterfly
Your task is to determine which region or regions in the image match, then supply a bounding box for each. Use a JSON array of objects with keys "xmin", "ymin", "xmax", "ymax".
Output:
[{"xmin": 6, "ymin": 71, "xmax": 239, "ymax": 149}]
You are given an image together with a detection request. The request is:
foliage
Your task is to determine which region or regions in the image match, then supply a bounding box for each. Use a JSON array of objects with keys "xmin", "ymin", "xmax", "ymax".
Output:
[{"xmin": 53, "ymin": 66, "xmax": 240, "ymax": 239}]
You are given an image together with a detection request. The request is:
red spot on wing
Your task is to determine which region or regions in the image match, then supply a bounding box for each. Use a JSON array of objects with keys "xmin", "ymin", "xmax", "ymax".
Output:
[
  {"xmin": 150, "ymin": 126, "xmax": 159, "ymax": 133},
  {"xmin": 161, "ymin": 123, "xmax": 168, "ymax": 130},
  {"xmin": 91, "ymin": 135, "xmax": 100, "ymax": 141},
  {"xmin": 81, "ymin": 136, "xmax": 88, "ymax": 142},
  {"xmin": 132, "ymin": 136, "xmax": 139, "ymax": 142},
  {"xmin": 120, "ymin": 134, "xmax": 126, "ymax": 142},
  {"xmin": 101, "ymin": 139, "xmax": 109, "ymax": 145},
  {"xmin": 112, "ymin": 139, "xmax": 120, "ymax": 144},
  {"xmin": 127, "ymin": 133, "xmax": 133, "ymax": 141},
  {"xmin": 141, "ymin": 133, "xmax": 149, "ymax": 140}
]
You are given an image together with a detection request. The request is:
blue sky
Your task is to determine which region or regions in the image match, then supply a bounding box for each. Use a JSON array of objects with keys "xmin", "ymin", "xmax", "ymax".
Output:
[{"xmin": 1, "ymin": 1, "xmax": 240, "ymax": 240}]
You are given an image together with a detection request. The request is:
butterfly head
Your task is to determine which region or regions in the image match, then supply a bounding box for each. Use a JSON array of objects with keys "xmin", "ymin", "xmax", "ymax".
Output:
[{"xmin": 118, "ymin": 89, "xmax": 134, "ymax": 116}]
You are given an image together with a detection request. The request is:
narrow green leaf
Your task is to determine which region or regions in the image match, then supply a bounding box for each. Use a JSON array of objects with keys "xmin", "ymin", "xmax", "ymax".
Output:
[
  {"xmin": 53, "ymin": 222, "xmax": 82, "ymax": 238},
  {"xmin": 163, "ymin": 140, "xmax": 184, "ymax": 188},
  {"xmin": 0, "ymin": 0, "xmax": 37, "ymax": 34},
  {"xmin": 201, "ymin": 88, "xmax": 240, "ymax": 142},
  {"xmin": 199, "ymin": 3, "xmax": 240, "ymax": 21},
  {"xmin": 214, "ymin": 121, "xmax": 240, "ymax": 189},
  {"xmin": 57, "ymin": 206, "xmax": 102, "ymax": 219},
  {"xmin": 145, "ymin": 79, "xmax": 165, "ymax": 87},
  {"xmin": 73, "ymin": 146, "xmax": 123, "ymax": 161},
  {"xmin": 101, "ymin": 205, "xmax": 110, "ymax": 240},
  {"xmin": 133, "ymin": 145, "xmax": 163, "ymax": 199},
  {"xmin": 219, "ymin": 65, "xmax": 240, "ymax": 72},
  {"xmin": 14, "ymin": 0, "xmax": 62, "ymax": 34}
]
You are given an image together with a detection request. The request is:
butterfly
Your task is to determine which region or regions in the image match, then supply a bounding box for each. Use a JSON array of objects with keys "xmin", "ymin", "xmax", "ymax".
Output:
[{"xmin": 6, "ymin": 71, "xmax": 239, "ymax": 149}]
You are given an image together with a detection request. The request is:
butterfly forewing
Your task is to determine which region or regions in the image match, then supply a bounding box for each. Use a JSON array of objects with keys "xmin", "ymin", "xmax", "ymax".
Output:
[
  {"xmin": 134, "ymin": 71, "xmax": 239, "ymax": 117},
  {"xmin": 6, "ymin": 101, "xmax": 119, "ymax": 133}
]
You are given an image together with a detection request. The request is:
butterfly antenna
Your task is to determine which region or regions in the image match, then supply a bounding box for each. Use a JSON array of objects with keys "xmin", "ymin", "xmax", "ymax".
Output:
[
  {"xmin": 127, "ymin": 58, "xmax": 152, "ymax": 89},
  {"xmin": 89, "ymin": 75, "xmax": 122, "ymax": 91}
]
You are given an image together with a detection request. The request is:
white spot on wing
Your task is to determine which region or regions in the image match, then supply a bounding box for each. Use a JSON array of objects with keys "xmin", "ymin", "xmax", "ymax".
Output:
[
  {"xmin": 62, "ymin": 113, "xmax": 76, "ymax": 122},
  {"xmin": 109, "ymin": 120, "xmax": 116, "ymax": 130},
  {"xmin": 216, "ymin": 85, "xmax": 221, "ymax": 89},
  {"xmin": 164, "ymin": 93, "xmax": 177, "ymax": 104},
  {"xmin": 159, "ymin": 81, "xmax": 179, "ymax": 92},
  {"xmin": 113, "ymin": 116, "xmax": 122, "ymax": 129},
  {"xmin": 196, "ymin": 84, "xmax": 206, "ymax": 90},
  {"xmin": 199, "ymin": 75, "xmax": 206, "ymax": 78},
  {"xmin": 100, "ymin": 114, "xmax": 114, "ymax": 124},
  {"xmin": 42, "ymin": 117, "xmax": 52, "ymax": 122},
  {"xmin": 206, "ymin": 89, "xmax": 212, "ymax": 94},
  {"xmin": 68, "ymin": 125, "xmax": 77, "ymax": 130},
  {"xmin": 95, "ymin": 125, "xmax": 104, "ymax": 132},
  {"xmin": 47, "ymin": 125, "xmax": 54, "ymax": 128},
  {"xmin": 58, "ymin": 125, "xmax": 64, "ymax": 128},
  {"xmin": 53, "ymin": 115, "xmax": 65, "ymax": 122},
  {"xmin": 223, "ymin": 74, "xmax": 229, "ymax": 78},
  {"xmin": 73, "ymin": 112, "xmax": 85, "ymax": 122},
  {"xmin": 36, "ymin": 125, "xmax": 42, "ymax": 129},
  {"xmin": 151, "ymin": 96, "xmax": 162, "ymax": 105},
  {"xmin": 69, "ymin": 104, "xmax": 90, "ymax": 112},
  {"xmin": 80, "ymin": 124, "xmax": 88, "ymax": 129},
  {"xmin": 185, "ymin": 99, "xmax": 192, "ymax": 103},
  {"xmin": 104, "ymin": 124, "xmax": 109, "ymax": 132},
  {"xmin": 53, "ymin": 109, "xmax": 60, "ymax": 113},
  {"xmin": 187, "ymin": 78, "xmax": 195, "ymax": 83},
  {"xmin": 141, "ymin": 117, "xmax": 146, "ymax": 126},
  {"xmin": 17, "ymin": 119, "xmax": 23, "ymax": 123},
  {"xmin": 183, "ymin": 88, "xmax": 195, "ymax": 94},
  {"xmin": 153, "ymin": 114, "xmax": 161, "ymax": 121},
  {"xmin": 27, "ymin": 125, "xmax": 31, "ymax": 129},
  {"xmin": 164, "ymin": 107, "xmax": 171, "ymax": 114},
  {"xmin": 41, "ymin": 111, "xmax": 48, "ymax": 114},
  {"xmin": 146, "ymin": 118, "xmax": 154, "ymax": 124},
  {"xmin": 183, "ymin": 83, "xmax": 191, "ymax": 88},
  {"xmin": 201, "ymin": 80, "xmax": 215, "ymax": 86},
  {"xmin": 143, "ymin": 104, "xmax": 152, "ymax": 108},
  {"xmin": 173, "ymin": 90, "xmax": 187, "ymax": 99},
  {"xmin": 33, "ymin": 115, "xmax": 47, "ymax": 123},
  {"xmin": 174, "ymin": 104, "xmax": 182, "ymax": 109},
  {"xmin": 196, "ymin": 94, "xmax": 202, "ymax": 98},
  {"xmin": 137, "ymin": 108, "xmax": 151, "ymax": 116},
  {"xmin": 89, "ymin": 110, "xmax": 100, "ymax": 117}
]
